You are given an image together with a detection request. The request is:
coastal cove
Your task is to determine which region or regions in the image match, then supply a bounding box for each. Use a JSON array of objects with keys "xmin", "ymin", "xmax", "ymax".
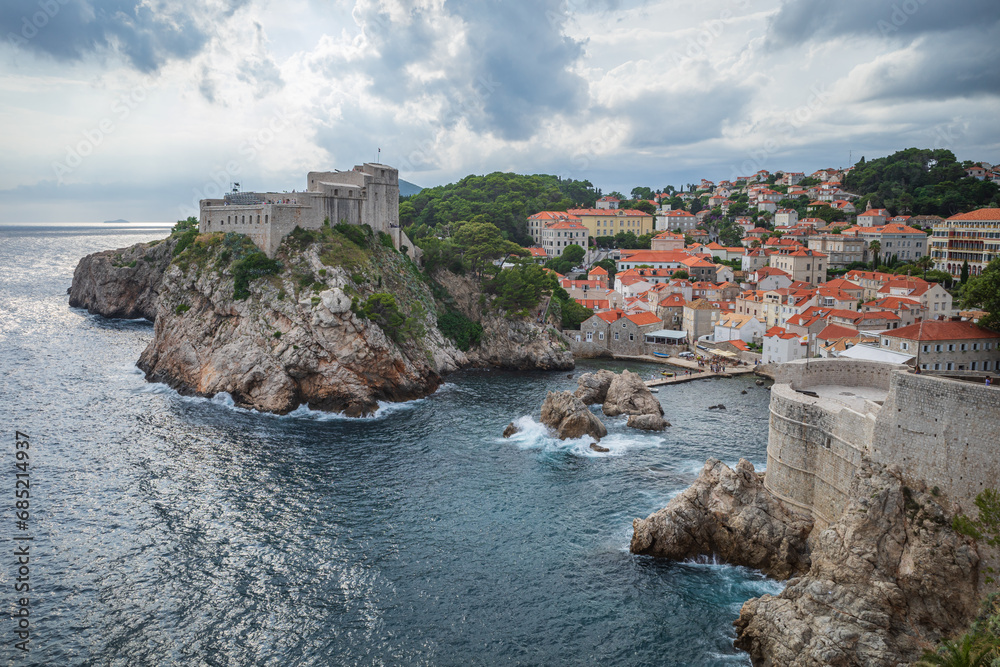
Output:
[{"xmin": 1, "ymin": 224, "xmax": 782, "ymax": 665}]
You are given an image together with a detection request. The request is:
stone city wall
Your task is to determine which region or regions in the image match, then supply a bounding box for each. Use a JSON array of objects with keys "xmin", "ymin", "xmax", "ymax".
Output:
[
  {"xmin": 764, "ymin": 358, "xmax": 1000, "ymax": 528},
  {"xmin": 872, "ymin": 372, "xmax": 1000, "ymax": 514}
]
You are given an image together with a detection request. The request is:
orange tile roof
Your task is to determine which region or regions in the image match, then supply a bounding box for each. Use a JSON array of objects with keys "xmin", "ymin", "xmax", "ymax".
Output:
[
  {"xmin": 587, "ymin": 266, "xmax": 608, "ymax": 275},
  {"xmin": 625, "ymin": 311, "xmax": 662, "ymax": 326},
  {"xmin": 947, "ymin": 208, "xmax": 1000, "ymax": 221},
  {"xmin": 885, "ymin": 320, "xmax": 1000, "ymax": 341},
  {"xmin": 818, "ymin": 323, "xmax": 859, "ymax": 340}
]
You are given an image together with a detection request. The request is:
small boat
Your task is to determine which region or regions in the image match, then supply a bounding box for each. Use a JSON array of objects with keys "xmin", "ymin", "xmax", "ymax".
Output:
[
  {"xmin": 653, "ymin": 351, "xmax": 671, "ymax": 359},
  {"xmin": 660, "ymin": 371, "xmax": 675, "ymax": 377}
]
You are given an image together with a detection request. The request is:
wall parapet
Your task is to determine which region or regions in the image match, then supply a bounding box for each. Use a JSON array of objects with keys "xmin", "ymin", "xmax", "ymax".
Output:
[{"xmin": 763, "ymin": 359, "xmax": 1000, "ymax": 528}]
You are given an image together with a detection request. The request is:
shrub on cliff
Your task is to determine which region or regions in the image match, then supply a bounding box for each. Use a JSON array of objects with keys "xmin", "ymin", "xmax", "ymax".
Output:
[
  {"xmin": 437, "ymin": 310, "xmax": 483, "ymax": 351},
  {"xmin": 486, "ymin": 261, "xmax": 555, "ymax": 315},
  {"xmin": 361, "ymin": 292, "xmax": 424, "ymax": 344},
  {"xmin": 232, "ymin": 252, "xmax": 282, "ymax": 300}
]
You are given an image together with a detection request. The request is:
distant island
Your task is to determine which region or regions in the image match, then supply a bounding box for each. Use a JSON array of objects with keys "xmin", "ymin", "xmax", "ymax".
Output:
[{"xmin": 103, "ymin": 219, "xmax": 130, "ymax": 224}]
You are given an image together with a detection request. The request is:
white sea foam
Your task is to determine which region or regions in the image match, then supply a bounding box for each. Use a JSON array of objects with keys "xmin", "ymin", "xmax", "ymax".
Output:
[
  {"xmin": 136, "ymin": 381, "xmax": 444, "ymax": 421},
  {"xmin": 503, "ymin": 415, "xmax": 665, "ymax": 458}
]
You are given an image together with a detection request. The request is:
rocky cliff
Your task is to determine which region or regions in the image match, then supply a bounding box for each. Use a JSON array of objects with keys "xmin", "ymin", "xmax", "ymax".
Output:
[
  {"xmin": 135, "ymin": 229, "xmax": 467, "ymax": 416},
  {"xmin": 631, "ymin": 459, "xmax": 980, "ymax": 665},
  {"xmin": 432, "ymin": 270, "xmax": 573, "ymax": 371},
  {"xmin": 72, "ymin": 227, "xmax": 572, "ymax": 415},
  {"xmin": 68, "ymin": 237, "xmax": 177, "ymax": 320},
  {"xmin": 631, "ymin": 459, "xmax": 812, "ymax": 579}
]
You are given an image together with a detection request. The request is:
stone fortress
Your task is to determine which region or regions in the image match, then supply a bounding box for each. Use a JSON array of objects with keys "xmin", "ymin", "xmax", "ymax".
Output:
[
  {"xmin": 198, "ymin": 162, "xmax": 419, "ymax": 260},
  {"xmin": 762, "ymin": 358, "xmax": 1000, "ymax": 529}
]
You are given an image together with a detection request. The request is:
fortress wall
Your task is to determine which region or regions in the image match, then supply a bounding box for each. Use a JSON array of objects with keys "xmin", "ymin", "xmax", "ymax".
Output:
[
  {"xmin": 764, "ymin": 359, "xmax": 1000, "ymax": 529},
  {"xmin": 872, "ymin": 372, "xmax": 1000, "ymax": 513},
  {"xmin": 766, "ymin": 358, "xmax": 904, "ymax": 392},
  {"xmin": 765, "ymin": 384, "xmax": 874, "ymax": 528}
]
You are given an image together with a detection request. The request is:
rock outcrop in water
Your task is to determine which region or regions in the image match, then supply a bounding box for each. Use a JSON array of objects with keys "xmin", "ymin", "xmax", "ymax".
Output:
[
  {"xmin": 72, "ymin": 229, "xmax": 572, "ymax": 416},
  {"xmin": 432, "ymin": 270, "xmax": 573, "ymax": 372},
  {"xmin": 539, "ymin": 390, "xmax": 607, "ymax": 441},
  {"xmin": 602, "ymin": 370, "xmax": 668, "ymax": 431},
  {"xmin": 137, "ymin": 238, "xmax": 463, "ymax": 416},
  {"xmin": 69, "ymin": 237, "xmax": 177, "ymax": 320},
  {"xmin": 733, "ymin": 462, "xmax": 979, "ymax": 666},
  {"xmin": 631, "ymin": 458, "xmax": 980, "ymax": 665},
  {"xmin": 573, "ymin": 369, "xmax": 616, "ymax": 405},
  {"xmin": 631, "ymin": 459, "xmax": 812, "ymax": 578}
]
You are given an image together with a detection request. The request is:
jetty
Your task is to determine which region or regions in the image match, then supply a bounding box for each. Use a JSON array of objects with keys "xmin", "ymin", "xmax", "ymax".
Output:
[{"xmin": 608, "ymin": 353, "xmax": 756, "ymax": 387}]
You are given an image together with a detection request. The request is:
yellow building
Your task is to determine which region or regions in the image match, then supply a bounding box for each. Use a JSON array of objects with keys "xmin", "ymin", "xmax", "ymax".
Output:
[{"xmin": 567, "ymin": 208, "xmax": 655, "ymax": 239}]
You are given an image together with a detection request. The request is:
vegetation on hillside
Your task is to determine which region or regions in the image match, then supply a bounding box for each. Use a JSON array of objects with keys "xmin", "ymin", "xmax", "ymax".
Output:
[
  {"xmin": 962, "ymin": 258, "xmax": 1000, "ymax": 330},
  {"xmin": 844, "ymin": 148, "xmax": 999, "ymax": 216},
  {"xmin": 400, "ymin": 172, "xmax": 600, "ymax": 245}
]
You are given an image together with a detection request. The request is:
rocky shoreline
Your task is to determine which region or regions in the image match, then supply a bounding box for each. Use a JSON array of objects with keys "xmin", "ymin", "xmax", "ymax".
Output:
[
  {"xmin": 70, "ymin": 233, "xmax": 572, "ymax": 416},
  {"xmin": 632, "ymin": 458, "xmax": 980, "ymax": 666}
]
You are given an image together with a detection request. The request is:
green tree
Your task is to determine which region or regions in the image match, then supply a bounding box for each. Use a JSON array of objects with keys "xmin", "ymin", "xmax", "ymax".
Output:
[
  {"xmin": 915, "ymin": 255, "xmax": 935, "ymax": 279},
  {"xmin": 869, "ymin": 240, "xmax": 882, "ymax": 270},
  {"xmin": 673, "ymin": 269, "xmax": 689, "ymax": 280},
  {"xmin": 453, "ymin": 221, "xmax": 525, "ymax": 278},
  {"xmin": 915, "ymin": 633, "xmax": 997, "ymax": 667},
  {"xmin": 630, "ymin": 186, "xmax": 654, "ymax": 200},
  {"xmin": 961, "ymin": 259, "xmax": 971, "ymax": 284},
  {"xmin": 962, "ymin": 257, "xmax": 1000, "ymax": 329},
  {"xmin": 561, "ymin": 244, "xmax": 585, "ymax": 265}
]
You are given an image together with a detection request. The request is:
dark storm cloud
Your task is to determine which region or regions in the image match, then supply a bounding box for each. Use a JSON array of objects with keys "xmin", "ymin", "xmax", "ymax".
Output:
[
  {"xmin": 0, "ymin": 0, "xmax": 249, "ymax": 72},
  {"xmin": 620, "ymin": 79, "xmax": 753, "ymax": 149},
  {"xmin": 765, "ymin": 0, "xmax": 1000, "ymax": 48},
  {"xmin": 337, "ymin": 0, "xmax": 589, "ymax": 141},
  {"xmin": 855, "ymin": 25, "xmax": 1000, "ymax": 102}
]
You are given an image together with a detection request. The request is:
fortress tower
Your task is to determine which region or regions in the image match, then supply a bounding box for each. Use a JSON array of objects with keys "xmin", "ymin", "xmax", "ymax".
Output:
[{"xmin": 198, "ymin": 163, "xmax": 415, "ymax": 260}]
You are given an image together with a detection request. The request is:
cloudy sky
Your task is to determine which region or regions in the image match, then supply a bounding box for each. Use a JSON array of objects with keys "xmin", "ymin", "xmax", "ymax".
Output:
[{"xmin": 1, "ymin": 0, "xmax": 998, "ymax": 222}]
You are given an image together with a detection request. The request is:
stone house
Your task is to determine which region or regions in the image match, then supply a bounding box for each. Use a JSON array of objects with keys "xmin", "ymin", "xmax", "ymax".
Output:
[
  {"xmin": 683, "ymin": 298, "xmax": 721, "ymax": 342},
  {"xmin": 879, "ymin": 320, "xmax": 1000, "ymax": 372}
]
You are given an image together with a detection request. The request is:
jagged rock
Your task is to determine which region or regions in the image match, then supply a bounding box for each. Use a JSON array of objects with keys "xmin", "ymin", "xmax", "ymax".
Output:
[
  {"xmin": 540, "ymin": 391, "xmax": 607, "ymax": 441},
  {"xmin": 717, "ymin": 404, "xmax": 726, "ymax": 410},
  {"xmin": 573, "ymin": 369, "xmax": 617, "ymax": 405},
  {"xmin": 630, "ymin": 458, "xmax": 813, "ymax": 579},
  {"xmin": 626, "ymin": 414, "xmax": 669, "ymax": 431},
  {"xmin": 68, "ymin": 238, "xmax": 177, "ymax": 320},
  {"xmin": 755, "ymin": 379, "xmax": 764, "ymax": 386},
  {"xmin": 741, "ymin": 390, "xmax": 747, "ymax": 395},
  {"xmin": 134, "ymin": 241, "xmax": 466, "ymax": 416},
  {"xmin": 590, "ymin": 443, "xmax": 610, "ymax": 453},
  {"xmin": 502, "ymin": 422, "xmax": 519, "ymax": 438},
  {"xmin": 433, "ymin": 270, "xmax": 573, "ymax": 371},
  {"xmin": 734, "ymin": 462, "xmax": 979, "ymax": 666},
  {"xmin": 603, "ymin": 370, "xmax": 664, "ymax": 418}
]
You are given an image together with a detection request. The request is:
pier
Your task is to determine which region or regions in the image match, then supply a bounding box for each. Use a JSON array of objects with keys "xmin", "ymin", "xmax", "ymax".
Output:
[{"xmin": 607, "ymin": 354, "xmax": 757, "ymax": 387}]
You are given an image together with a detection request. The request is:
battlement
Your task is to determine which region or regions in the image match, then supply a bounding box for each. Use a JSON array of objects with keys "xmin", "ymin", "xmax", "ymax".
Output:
[
  {"xmin": 198, "ymin": 163, "xmax": 414, "ymax": 260},
  {"xmin": 763, "ymin": 359, "xmax": 1000, "ymax": 528}
]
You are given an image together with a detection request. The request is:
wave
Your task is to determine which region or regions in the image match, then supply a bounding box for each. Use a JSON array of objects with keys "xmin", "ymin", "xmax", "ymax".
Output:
[
  {"xmin": 502, "ymin": 415, "xmax": 666, "ymax": 458},
  {"xmin": 136, "ymin": 380, "xmax": 457, "ymax": 421}
]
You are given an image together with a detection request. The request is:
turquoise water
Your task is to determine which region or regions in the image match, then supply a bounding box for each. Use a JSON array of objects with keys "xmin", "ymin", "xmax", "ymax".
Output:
[{"xmin": 0, "ymin": 224, "xmax": 780, "ymax": 666}]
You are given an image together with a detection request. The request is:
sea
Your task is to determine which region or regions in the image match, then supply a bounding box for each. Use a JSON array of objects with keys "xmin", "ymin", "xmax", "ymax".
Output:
[{"xmin": 0, "ymin": 223, "xmax": 781, "ymax": 666}]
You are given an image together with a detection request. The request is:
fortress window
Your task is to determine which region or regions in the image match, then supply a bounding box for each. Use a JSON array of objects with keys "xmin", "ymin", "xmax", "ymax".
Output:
[
  {"xmin": 265, "ymin": 215, "xmax": 268, "ymax": 224},
  {"xmin": 242, "ymin": 215, "xmax": 245, "ymax": 223},
  {"xmin": 257, "ymin": 215, "xmax": 261, "ymax": 223},
  {"xmin": 334, "ymin": 189, "xmax": 339, "ymax": 195},
  {"xmin": 228, "ymin": 215, "xmax": 231, "ymax": 224}
]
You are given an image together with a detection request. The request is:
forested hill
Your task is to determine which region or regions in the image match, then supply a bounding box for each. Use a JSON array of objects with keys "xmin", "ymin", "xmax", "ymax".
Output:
[
  {"xmin": 844, "ymin": 148, "xmax": 998, "ymax": 216},
  {"xmin": 399, "ymin": 172, "xmax": 600, "ymax": 245}
]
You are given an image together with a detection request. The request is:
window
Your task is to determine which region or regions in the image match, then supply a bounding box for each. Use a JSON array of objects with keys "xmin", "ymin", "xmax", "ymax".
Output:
[
  {"xmin": 934, "ymin": 363, "xmax": 941, "ymax": 370},
  {"xmin": 948, "ymin": 344, "xmax": 955, "ymax": 352},
  {"xmin": 883, "ymin": 339, "xmax": 889, "ymax": 346},
  {"xmin": 974, "ymin": 343, "xmax": 980, "ymax": 350},
  {"xmin": 629, "ymin": 333, "xmax": 635, "ymax": 341},
  {"xmin": 985, "ymin": 361, "xmax": 993, "ymax": 371},
  {"xmin": 935, "ymin": 344, "xmax": 942, "ymax": 352},
  {"xmin": 586, "ymin": 332, "xmax": 593, "ymax": 342},
  {"xmin": 972, "ymin": 362, "xmax": 978, "ymax": 370},
  {"xmin": 946, "ymin": 363, "xmax": 954, "ymax": 370},
  {"xmin": 599, "ymin": 332, "xmax": 604, "ymax": 340},
  {"xmin": 901, "ymin": 342, "xmax": 908, "ymax": 351},
  {"xmin": 614, "ymin": 332, "xmax": 619, "ymax": 340},
  {"xmin": 922, "ymin": 344, "xmax": 929, "ymax": 353},
  {"xmin": 961, "ymin": 343, "xmax": 967, "ymax": 351}
]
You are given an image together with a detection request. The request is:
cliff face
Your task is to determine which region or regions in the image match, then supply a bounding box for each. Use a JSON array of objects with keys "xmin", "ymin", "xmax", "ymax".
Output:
[
  {"xmin": 136, "ymin": 233, "xmax": 465, "ymax": 416},
  {"xmin": 68, "ymin": 237, "xmax": 177, "ymax": 320},
  {"xmin": 631, "ymin": 459, "xmax": 813, "ymax": 579},
  {"xmin": 631, "ymin": 458, "xmax": 980, "ymax": 666},
  {"xmin": 431, "ymin": 269, "xmax": 574, "ymax": 371},
  {"xmin": 734, "ymin": 462, "xmax": 979, "ymax": 666}
]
